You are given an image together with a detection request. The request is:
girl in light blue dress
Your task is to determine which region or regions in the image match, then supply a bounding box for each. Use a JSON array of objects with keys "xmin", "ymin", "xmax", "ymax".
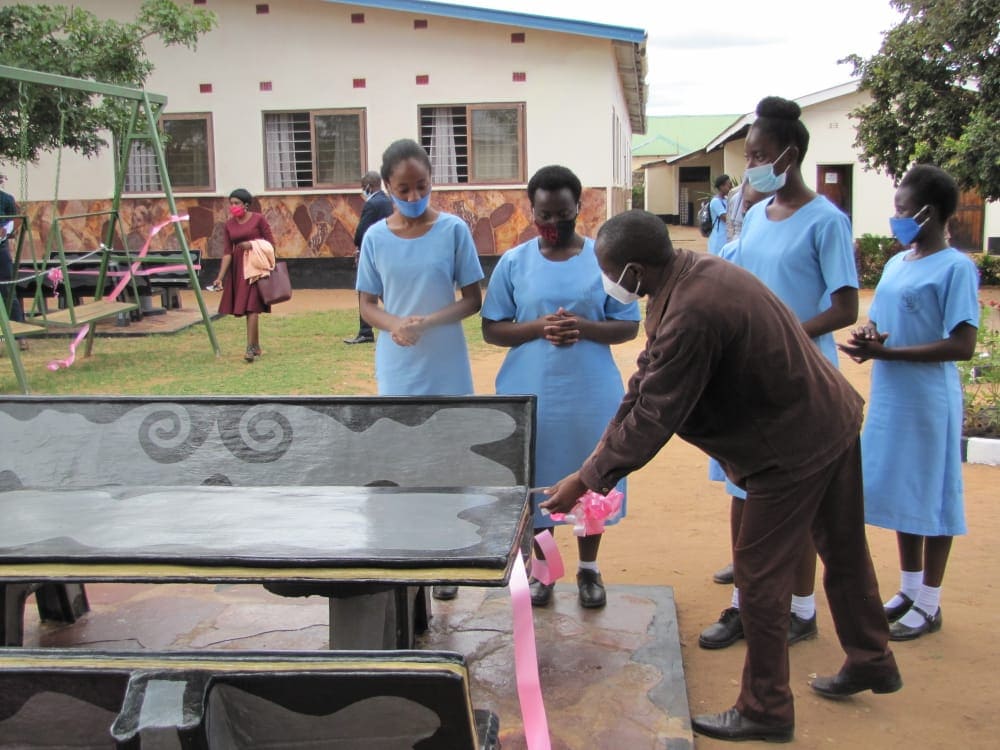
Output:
[
  {"xmin": 699, "ymin": 96, "xmax": 860, "ymax": 651},
  {"xmin": 356, "ymin": 139, "xmax": 484, "ymax": 397},
  {"xmin": 481, "ymin": 165, "xmax": 640, "ymax": 610},
  {"xmin": 839, "ymin": 164, "xmax": 979, "ymax": 642},
  {"xmin": 707, "ymin": 174, "xmax": 732, "ymax": 256},
  {"xmin": 356, "ymin": 139, "xmax": 484, "ymax": 601}
]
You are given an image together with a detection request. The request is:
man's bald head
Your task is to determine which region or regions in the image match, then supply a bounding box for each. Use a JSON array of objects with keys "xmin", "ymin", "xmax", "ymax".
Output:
[{"xmin": 596, "ymin": 209, "xmax": 675, "ymax": 271}]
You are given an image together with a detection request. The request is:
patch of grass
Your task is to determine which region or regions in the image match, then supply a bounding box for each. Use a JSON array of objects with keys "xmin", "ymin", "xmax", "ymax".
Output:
[{"xmin": 3, "ymin": 309, "xmax": 497, "ymax": 396}]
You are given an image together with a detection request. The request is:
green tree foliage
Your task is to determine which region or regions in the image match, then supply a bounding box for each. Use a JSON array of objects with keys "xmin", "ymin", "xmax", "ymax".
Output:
[
  {"xmin": 842, "ymin": 0, "xmax": 1000, "ymax": 201},
  {"xmin": 0, "ymin": 1, "xmax": 216, "ymax": 164}
]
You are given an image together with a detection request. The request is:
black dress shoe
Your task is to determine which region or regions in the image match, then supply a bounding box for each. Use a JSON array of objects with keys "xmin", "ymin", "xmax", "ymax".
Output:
[
  {"xmin": 431, "ymin": 585, "xmax": 458, "ymax": 600},
  {"xmin": 787, "ymin": 613, "xmax": 818, "ymax": 644},
  {"xmin": 713, "ymin": 562, "xmax": 735, "ymax": 584},
  {"xmin": 343, "ymin": 334, "xmax": 374, "ymax": 344},
  {"xmin": 577, "ymin": 569, "xmax": 606, "ymax": 609},
  {"xmin": 810, "ymin": 669, "xmax": 903, "ymax": 699},
  {"xmin": 883, "ymin": 592, "xmax": 915, "ymax": 623},
  {"xmin": 691, "ymin": 707, "xmax": 793, "ymax": 743},
  {"xmin": 699, "ymin": 607, "xmax": 744, "ymax": 649},
  {"xmin": 889, "ymin": 604, "xmax": 941, "ymax": 641},
  {"xmin": 529, "ymin": 578, "xmax": 554, "ymax": 607}
]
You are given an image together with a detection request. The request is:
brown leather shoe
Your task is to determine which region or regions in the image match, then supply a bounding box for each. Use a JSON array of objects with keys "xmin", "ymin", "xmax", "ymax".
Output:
[
  {"xmin": 712, "ymin": 562, "xmax": 734, "ymax": 584},
  {"xmin": 811, "ymin": 669, "xmax": 903, "ymax": 699},
  {"xmin": 692, "ymin": 707, "xmax": 793, "ymax": 743},
  {"xmin": 576, "ymin": 569, "xmax": 606, "ymax": 609}
]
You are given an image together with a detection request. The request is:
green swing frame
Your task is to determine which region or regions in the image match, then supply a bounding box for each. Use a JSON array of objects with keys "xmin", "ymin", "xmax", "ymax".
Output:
[{"xmin": 0, "ymin": 63, "xmax": 221, "ymax": 394}]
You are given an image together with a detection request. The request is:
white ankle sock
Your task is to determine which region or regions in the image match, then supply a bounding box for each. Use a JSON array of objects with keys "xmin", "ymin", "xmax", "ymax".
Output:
[
  {"xmin": 577, "ymin": 560, "xmax": 599, "ymax": 573},
  {"xmin": 885, "ymin": 569, "xmax": 923, "ymax": 608},
  {"xmin": 731, "ymin": 587, "xmax": 740, "ymax": 610},
  {"xmin": 898, "ymin": 584, "xmax": 942, "ymax": 627},
  {"xmin": 791, "ymin": 594, "xmax": 816, "ymax": 620}
]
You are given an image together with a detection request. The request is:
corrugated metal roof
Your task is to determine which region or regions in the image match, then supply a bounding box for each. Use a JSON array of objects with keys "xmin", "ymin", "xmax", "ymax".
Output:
[{"xmin": 632, "ymin": 115, "xmax": 741, "ymax": 157}]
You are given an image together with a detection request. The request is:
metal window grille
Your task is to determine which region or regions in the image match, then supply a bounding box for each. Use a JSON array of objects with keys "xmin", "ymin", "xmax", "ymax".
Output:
[
  {"xmin": 420, "ymin": 104, "xmax": 522, "ymax": 184},
  {"xmin": 265, "ymin": 111, "xmax": 361, "ymax": 189},
  {"xmin": 124, "ymin": 116, "xmax": 212, "ymax": 193}
]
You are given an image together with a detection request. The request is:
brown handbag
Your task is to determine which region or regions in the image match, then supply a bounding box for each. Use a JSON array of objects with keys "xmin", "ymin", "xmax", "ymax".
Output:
[{"xmin": 257, "ymin": 261, "xmax": 292, "ymax": 305}]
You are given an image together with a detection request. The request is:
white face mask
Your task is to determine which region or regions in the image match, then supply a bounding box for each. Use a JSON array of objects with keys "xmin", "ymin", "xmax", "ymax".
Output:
[
  {"xmin": 744, "ymin": 147, "xmax": 792, "ymax": 192},
  {"xmin": 602, "ymin": 265, "xmax": 641, "ymax": 304}
]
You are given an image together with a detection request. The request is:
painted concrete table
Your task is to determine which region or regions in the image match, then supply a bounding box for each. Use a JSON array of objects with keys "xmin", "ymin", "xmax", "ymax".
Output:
[{"xmin": 0, "ymin": 485, "xmax": 531, "ymax": 649}]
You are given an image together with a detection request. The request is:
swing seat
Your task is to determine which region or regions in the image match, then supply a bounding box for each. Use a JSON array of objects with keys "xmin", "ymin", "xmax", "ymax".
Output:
[
  {"xmin": 1, "ymin": 320, "xmax": 46, "ymax": 337},
  {"xmin": 42, "ymin": 300, "xmax": 137, "ymax": 327}
]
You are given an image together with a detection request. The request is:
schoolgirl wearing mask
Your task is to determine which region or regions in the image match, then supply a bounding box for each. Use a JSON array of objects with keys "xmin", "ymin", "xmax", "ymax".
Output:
[{"xmin": 481, "ymin": 165, "xmax": 640, "ymax": 610}]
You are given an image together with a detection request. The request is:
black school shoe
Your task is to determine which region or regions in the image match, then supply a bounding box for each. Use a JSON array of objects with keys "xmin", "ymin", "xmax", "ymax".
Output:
[
  {"xmin": 889, "ymin": 605, "xmax": 941, "ymax": 641},
  {"xmin": 787, "ymin": 613, "xmax": 818, "ymax": 644},
  {"xmin": 576, "ymin": 569, "xmax": 607, "ymax": 609},
  {"xmin": 699, "ymin": 607, "xmax": 744, "ymax": 649}
]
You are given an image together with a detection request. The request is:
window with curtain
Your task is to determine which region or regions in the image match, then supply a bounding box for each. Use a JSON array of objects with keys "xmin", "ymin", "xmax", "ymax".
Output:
[
  {"xmin": 124, "ymin": 114, "xmax": 214, "ymax": 193},
  {"xmin": 419, "ymin": 103, "xmax": 524, "ymax": 184},
  {"xmin": 264, "ymin": 109, "xmax": 365, "ymax": 189}
]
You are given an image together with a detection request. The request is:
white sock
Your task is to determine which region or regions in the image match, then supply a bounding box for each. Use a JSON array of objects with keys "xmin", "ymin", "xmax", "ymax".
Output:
[
  {"xmin": 885, "ymin": 569, "xmax": 923, "ymax": 608},
  {"xmin": 731, "ymin": 587, "xmax": 740, "ymax": 610},
  {"xmin": 791, "ymin": 594, "xmax": 816, "ymax": 620},
  {"xmin": 578, "ymin": 560, "xmax": 599, "ymax": 573},
  {"xmin": 899, "ymin": 584, "xmax": 942, "ymax": 627}
]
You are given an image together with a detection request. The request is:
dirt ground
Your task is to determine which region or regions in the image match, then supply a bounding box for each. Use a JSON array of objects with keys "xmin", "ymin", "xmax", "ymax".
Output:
[{"xmin": 277, "ymin": 266, "xmax": 997, "ymax": 748}]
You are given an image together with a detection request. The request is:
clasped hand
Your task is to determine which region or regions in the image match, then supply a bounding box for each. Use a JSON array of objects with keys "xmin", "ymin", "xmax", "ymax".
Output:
[
  {"xmin": 837, "ymin": 323, "xmax": 890, "ymax": 364},
  {"xmin": 542, "ymin": 307, "xmax": 582, "ymax": 346},
  {"xmin": 392, "ymin": 315, "xmax": 426, "ymax": 346}
]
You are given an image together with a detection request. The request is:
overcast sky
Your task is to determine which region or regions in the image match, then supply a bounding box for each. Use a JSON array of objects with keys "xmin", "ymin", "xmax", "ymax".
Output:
[{"xmin": 459, "ymin": 0, "xmax": 904, "ymax": 117}]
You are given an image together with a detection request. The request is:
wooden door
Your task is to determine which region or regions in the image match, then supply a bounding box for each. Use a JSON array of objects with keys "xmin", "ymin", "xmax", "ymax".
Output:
[
  {"xmin": 817, "ymin": 165, "xmax": 852, "ymax": 219},
  {"xmin": 949, "ymin": 189, "xmax": 984, "ymax": 252}
]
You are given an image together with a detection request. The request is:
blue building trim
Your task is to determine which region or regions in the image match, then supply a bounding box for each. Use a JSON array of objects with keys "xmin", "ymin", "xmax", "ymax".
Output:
[{"xmin": 322, "ymin": 0, "xmax": 646, "ymax": 43}]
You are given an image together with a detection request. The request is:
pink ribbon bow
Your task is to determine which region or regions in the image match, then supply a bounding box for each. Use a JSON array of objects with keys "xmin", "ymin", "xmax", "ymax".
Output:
[{"xmin": 549, "ymin": 488, "xmax": 624, "ymax": 537}]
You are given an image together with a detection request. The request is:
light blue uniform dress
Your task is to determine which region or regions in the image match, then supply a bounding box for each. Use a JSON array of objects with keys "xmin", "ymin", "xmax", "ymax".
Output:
[
  {"xmin": 708, "ymin": 195, "xmax": 728, "ymax": 256},
  {"xmin": 357, "ymin": 213, "xmax": 484, "ymax": 395},
  {"xmin": 713, "ymin": 195, "xmax": 858, "ymax": 498},
  {"xmin": 481, "ymin": 238, "xmax": 640, "ymax": 529},
  {"xmin": 862, "ymin": 248, "xmax": 979, "ymax": 536}
]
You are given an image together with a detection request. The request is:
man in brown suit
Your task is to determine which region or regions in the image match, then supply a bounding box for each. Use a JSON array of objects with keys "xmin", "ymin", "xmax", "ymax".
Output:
[{"xmin": 541, "ymin": 210, "xmax": 900, "ymax": 743}]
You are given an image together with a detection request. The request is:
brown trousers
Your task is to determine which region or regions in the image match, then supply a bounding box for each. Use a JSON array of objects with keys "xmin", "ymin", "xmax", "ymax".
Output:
[{"xmin": 734, "ymin": 437, "xmax": 898, "ymax": 726}]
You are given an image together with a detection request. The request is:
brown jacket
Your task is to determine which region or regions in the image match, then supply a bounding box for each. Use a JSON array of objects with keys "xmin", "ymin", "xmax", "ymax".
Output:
[{"xmin": 580, "ymin": 249, "xmax": 863, "ymax": 495}]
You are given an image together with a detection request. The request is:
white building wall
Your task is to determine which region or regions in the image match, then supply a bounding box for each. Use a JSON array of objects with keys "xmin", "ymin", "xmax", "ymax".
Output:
[{"xmin": 12, "ymin": 0, "xmax": 627, "ymax": 201}]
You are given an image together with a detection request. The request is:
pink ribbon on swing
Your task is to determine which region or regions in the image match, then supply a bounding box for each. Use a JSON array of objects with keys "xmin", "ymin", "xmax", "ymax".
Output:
[
  {"xmin": 46, "ymin": 325, "xmax": 88, "ymax": 371},
  {"xmin": 46, "ymin": 214, "xmax": 190, "ymax": 371},
  {"xmin": 106, "ymin": 214, "xmax": 189, "ymax": 300}
]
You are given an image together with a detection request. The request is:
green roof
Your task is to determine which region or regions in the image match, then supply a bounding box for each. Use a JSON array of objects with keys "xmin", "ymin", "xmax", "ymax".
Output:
[{"xmin": 632, "ymin": 115, "xmax": 740, "ymax": 157}]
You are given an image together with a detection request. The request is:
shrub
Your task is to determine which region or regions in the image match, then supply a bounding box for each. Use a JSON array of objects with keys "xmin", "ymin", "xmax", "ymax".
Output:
[
  {"xmin": 854, "ymin": 234, "xmax": 900, "ymax": 288},
  {"xmin": 974, "ymin": 253, "xmax": 1000, "ymax": 286},
  {"xmin": 959, "ymin": 301, "xmax": 1000, "ymax": 438}
]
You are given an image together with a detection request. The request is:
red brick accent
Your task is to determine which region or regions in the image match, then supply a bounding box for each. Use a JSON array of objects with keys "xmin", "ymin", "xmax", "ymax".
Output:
[
  {"xmin": 259, "ymin": 81, "xmax": 272, "ymax": 92},
  {"xmin": 511, "ymin": 32, "xmax": 526, "ymax": 43},
  {"xmin": 351, "ymin": 13, "xmax": 364, "ymax": 23},
  {"xmin": 415, "ymin": 74, "xmax": 429, "ymax": 85},
  {"xmin": 255, "ymin": 4, "xmax": 269, "ymax": 14},
  {"xmin": 512, "ymin": 72, "xmax": 526, "ymax": 82},
  {"xmin": 353, "ymin": 78, "xmax": 366, "ymax": 88},
  {"xmin": 199, "ymin": 83, "xmax": 213, "ymax": 94},
  {"xmin": 414, "ymin": 19, "xmax": 428, "ymax": 29}
]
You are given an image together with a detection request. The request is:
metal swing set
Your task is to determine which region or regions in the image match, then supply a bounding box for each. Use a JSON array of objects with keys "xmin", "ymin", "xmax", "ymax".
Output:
[{"xmin": 0, "ymin": 64, "xmax": 220, "ymax": 393}]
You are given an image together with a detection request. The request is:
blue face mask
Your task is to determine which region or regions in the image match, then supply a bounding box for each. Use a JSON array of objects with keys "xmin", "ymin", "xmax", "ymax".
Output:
[
  {"xmin": 392, "ymin": 192, "xmax": 431, "ymax": 218},
  {"xmin": 744, "ymin": 147, "xmax": 792, "ymax": 192},
  {"xmin": 889, "ymin": 205, "xmax": 930, "ymax": 246}
]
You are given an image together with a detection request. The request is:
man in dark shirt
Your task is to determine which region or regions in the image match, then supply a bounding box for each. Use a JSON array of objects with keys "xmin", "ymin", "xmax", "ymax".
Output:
[
  {"xmin": 343, "ymin": 171, "xmax": 394, "ymax": 344},
  {"xmin": 0, "ymin": 174, "xmax": 27, "ymax": 350},
  {"xmin": 541, "ymin": 210, "xmax": 900, "ymax": 743}
]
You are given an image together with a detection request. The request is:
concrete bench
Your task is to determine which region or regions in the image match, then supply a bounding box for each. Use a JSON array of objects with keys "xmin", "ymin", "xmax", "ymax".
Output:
[
  {"xmin": 0, "ymin": 395, "xmax": 535, "ymax": 649},
  {"xmin": 0, "ymin": 647, "xmax": 499, "ymax": 749}
]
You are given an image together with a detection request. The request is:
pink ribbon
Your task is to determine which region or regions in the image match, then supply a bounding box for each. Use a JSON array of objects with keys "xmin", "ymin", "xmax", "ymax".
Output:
[
  {"xmin": 510, "ymin": 547, "xmax": 554, "ymax": 750},
  {"xmin": 549, "ymin": 488, "xmax": 624, "ymax": 537},
  {"xmin": 46, "ymin": 325, "xmax": 89, "ymax": 371},
  {"xmin": 106, "ymin": 214, "xmax": 189, "ymax": 301},
  {"xmin": 528, "ymin": 529, "xmax": 564, "ymax": 586}
]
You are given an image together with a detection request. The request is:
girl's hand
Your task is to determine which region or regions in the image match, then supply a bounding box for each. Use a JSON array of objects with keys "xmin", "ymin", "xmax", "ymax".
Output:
[
  {"xmin": 392, "ymin": 316, "xmax": 426, "ymax": 346},
  {"xmin": 838, "ymin": 331, "xmax": 890, "ymax": 364},
  {"xmin": 542, "ymin": 308, "xmax": 581, "ymax": 346}
]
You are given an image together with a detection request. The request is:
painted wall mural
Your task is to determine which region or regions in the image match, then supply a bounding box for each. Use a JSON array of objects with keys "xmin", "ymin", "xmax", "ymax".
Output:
[{"xmin": 18, "ymin": 188, "xmax": 609, "ymax": 260}]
